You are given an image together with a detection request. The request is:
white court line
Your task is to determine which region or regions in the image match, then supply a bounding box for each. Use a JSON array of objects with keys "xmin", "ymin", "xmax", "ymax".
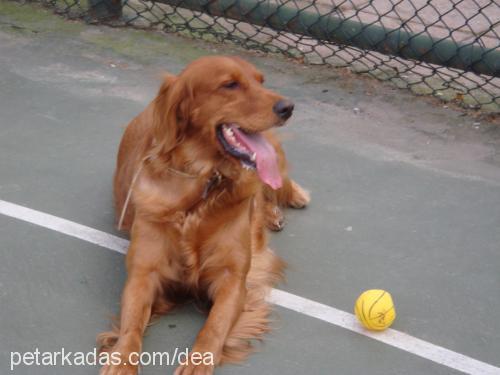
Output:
[
  {"xmin": 1, "ymin": 199, "xmax": 499, "ymax": 375},
  {"xmin": 0, "ymin": 200, "xmax": 129, "ymax": 254}
]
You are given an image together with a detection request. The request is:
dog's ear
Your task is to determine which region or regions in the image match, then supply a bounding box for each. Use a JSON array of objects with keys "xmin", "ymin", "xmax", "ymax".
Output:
[{"xmin": 153, "ymin": 74, "xmax": 192, "ymax": 156}]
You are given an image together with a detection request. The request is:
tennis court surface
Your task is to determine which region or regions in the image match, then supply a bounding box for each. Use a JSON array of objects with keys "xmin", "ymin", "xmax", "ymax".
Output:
[{"xmin": 1, "ymin": 3, "xmax": 499, "ymax": 374}]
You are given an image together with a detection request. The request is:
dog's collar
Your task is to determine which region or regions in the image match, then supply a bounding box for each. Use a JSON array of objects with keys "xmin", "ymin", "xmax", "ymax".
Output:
[
  {"xmin": 202, "ymin": 170, "xmax": 223, "ymax": 199},
  {"xmin": 118, "ymin": 155, "xmax": 224, "ymax": 230}
]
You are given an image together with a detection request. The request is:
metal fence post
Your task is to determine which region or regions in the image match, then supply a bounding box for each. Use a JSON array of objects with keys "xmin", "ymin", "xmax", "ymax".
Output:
[{"xmin": 89, "ymin": 0, "xmax": 122, "ymax": 20}]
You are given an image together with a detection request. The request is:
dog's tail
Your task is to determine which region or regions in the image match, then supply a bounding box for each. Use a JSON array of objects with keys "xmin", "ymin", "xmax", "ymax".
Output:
[{"xmin": 220, "ymin": 247, "xmax": 285, "ymax": 364}]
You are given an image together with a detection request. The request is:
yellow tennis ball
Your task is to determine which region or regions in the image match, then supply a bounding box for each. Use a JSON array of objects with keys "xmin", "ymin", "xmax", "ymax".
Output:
[{"xmin": 354, "ymin": 289, "xmax": 396, "ymax": 330}]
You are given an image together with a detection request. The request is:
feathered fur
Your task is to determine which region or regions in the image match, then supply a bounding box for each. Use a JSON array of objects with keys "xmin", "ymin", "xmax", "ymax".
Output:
[{"xmin": 98, "ymin": 56, "xmax": 309, "ymax": 375}]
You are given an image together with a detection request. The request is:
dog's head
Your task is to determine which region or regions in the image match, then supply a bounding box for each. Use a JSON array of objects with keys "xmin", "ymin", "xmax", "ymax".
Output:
[{"xmin": 152, "ymin": 56, "xmax": 294, "ymax": 190}]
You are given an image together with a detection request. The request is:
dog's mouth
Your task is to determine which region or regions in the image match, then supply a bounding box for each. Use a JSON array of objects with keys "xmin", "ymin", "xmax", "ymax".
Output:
[{"xmin": 216, "ymin": 124, "xmax": 282, "ymax": 190}]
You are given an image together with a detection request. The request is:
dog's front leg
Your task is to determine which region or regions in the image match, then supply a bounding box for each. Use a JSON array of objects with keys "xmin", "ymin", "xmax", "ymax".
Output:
[
  {"xmin": 100, "ymin": 219, "xmax": 166, "ymax": 375},
  {"xmin": 175, "ymin": 274, "xmax": 246, "ymax": 375}
]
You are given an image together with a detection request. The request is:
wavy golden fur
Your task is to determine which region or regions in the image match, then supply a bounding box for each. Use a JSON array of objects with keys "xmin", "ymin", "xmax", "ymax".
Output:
[{"xmin": 98, "ymin": 56, "xmax": 310, "ymax": 375}]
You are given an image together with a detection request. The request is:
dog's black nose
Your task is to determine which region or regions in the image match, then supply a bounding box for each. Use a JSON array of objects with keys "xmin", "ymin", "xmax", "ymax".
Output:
[{"xmin": 273, "ymin": 99, "xmax": 294, "ymax": 120}]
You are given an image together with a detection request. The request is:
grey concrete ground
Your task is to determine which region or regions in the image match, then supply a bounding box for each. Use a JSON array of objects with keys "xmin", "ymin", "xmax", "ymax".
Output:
[{"xmin": 0, "ymin": 2, "xmax": 499, "ymax": 374}]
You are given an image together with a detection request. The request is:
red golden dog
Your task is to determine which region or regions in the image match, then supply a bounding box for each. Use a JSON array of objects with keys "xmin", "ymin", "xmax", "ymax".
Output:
[{"xmin": 98, "ymin": 56, "xmax": 310, "ymax": 375}]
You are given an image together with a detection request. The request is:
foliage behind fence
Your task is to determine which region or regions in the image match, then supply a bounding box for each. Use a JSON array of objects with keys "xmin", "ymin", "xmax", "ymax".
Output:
[{"xmin": 38, "ymin": 0, "xmax": 499, "ymax": 112}]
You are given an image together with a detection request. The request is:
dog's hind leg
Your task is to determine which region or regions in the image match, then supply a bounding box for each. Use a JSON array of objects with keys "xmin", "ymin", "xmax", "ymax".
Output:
[{"xmin": 263, "ymin": 178, "xmax": 310, "ymax": 231}]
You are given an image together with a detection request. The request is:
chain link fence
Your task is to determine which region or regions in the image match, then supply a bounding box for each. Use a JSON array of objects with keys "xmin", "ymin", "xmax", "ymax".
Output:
[{"xmin": 35, "ymin": 0, "xmax": 500, "ymax": 112}]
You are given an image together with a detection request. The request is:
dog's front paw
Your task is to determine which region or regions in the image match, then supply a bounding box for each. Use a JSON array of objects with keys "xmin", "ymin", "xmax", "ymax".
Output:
[
  {"xmin": 99, "ymin": 348, "xmax": 139, "ymax": 375},
  {"xmin": 174, "ymin": 362, "xmax": 214, "ymax": 375}
]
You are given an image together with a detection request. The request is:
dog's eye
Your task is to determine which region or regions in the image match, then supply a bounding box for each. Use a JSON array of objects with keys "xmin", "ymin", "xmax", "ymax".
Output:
[{"xmin": 222, "ymin": 81, "xmax": 239, "ymax": 90}]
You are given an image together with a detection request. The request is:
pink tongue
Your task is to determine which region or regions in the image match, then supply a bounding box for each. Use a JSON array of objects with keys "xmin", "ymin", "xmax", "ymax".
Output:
[{"xmin": 232, "ymin": 127, "xmax": 282, "ymax": 190}]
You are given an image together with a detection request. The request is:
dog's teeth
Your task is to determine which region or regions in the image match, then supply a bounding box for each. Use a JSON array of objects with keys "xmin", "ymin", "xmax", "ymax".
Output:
[
  {"xmin": 224, "ymin": 127, "xmax": 236, "ymax": 142},
  {"xmin": 251, "ymin": 153, "xmax": 256, "ymax": 161}
]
